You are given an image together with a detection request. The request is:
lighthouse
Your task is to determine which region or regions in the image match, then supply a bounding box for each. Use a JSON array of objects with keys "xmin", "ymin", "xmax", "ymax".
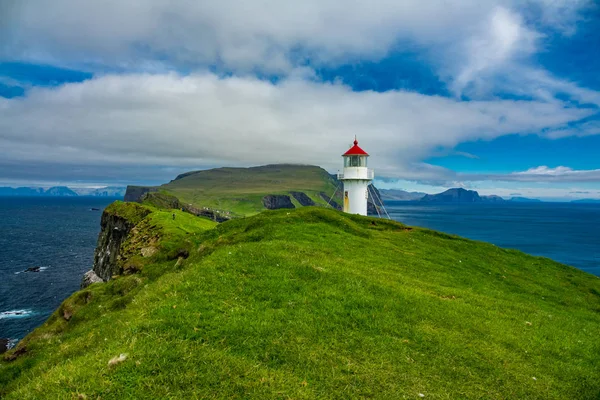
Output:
[{"xmin": 338, "ymin": 137, "xmax": 374, "ymax": 216}]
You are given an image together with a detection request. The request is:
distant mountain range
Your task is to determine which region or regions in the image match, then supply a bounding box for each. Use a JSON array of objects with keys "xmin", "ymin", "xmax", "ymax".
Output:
[
  {"xmin": 5, "ymin": 184, "xmax": 595, "ymax": 204},
  {"xmin": 421, "ymin": 188, "xmax": 499, "ymax": 203},
  {"xmin": 0, "ymin": 186, "xmax": 126, "ymax": 197},
  {"xmin": 381, "ymin": 188, "xmax": 542, "ymax": 203},
  {"xmin": 377, "ymin": 189, "xmax": 426, "ymax": 201}
]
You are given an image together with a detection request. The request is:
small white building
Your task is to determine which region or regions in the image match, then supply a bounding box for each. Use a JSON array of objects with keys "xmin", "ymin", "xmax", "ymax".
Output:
[{"xmin": 337, "ymin": 138, "xmax": 374, "ymax": 216}]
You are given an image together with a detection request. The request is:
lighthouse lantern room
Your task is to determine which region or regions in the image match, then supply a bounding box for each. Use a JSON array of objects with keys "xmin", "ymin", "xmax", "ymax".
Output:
[{"xmin": 337, "ymin": 138, "xmax": 374, "ymax": 216}]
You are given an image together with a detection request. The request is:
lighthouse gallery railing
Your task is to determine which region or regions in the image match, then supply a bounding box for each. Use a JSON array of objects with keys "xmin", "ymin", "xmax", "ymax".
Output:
[{"xmin": 337, "ymin": 169, "xmax": 374, "ymax": 180}]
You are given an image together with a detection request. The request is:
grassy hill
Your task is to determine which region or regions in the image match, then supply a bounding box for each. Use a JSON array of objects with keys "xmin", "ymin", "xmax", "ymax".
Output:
[
  {"xmin": 160, "ymin": 164, "xmax": 340, "ymax": 216},
  {"xmin": 2, "ymin": 203, "xmax": 600, "ymax": 399}
]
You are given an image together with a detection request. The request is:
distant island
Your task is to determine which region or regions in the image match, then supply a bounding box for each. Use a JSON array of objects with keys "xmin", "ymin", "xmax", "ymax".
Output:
[
  {"xmin": 509, "ymin": 196, "xmax": 542, "ymax": 203},
  {"xmin": 376, "ymin": 189, "xmax": 426, "ymax": 201},
  {"xmin": 380, "ymin": 188, "xmax": 542, "ymax": 203},
  {"xmin": 571, "ymin": 198, "xmax": 600, "ymax": 203},
  {"xmin": 0, "ymin": 186, "xmax": 126, "ymax": 197}
]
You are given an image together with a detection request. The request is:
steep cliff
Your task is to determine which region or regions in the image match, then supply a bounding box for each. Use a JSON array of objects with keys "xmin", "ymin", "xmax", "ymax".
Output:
[
  {"xmin": 262, "ymin": 194, "xmax": 295, "ymax": 209},
  {"xmin": 81, "ymin": 202, "xmax": 151, "ymax": 287},
  {"xmin": 124, "ymin": 185, "xmax": 157, "ymax": 202}
]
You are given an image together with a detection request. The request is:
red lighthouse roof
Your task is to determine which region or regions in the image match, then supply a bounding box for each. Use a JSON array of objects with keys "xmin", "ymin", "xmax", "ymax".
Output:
[{"xmin": 342, "ymin": 138, "xmax": 369, "ymax": 156}]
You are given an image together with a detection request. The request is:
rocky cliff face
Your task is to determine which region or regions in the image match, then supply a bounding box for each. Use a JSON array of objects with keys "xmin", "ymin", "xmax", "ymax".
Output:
[
  {"xmin": 81, "ymin": 204, "xmax": 151, "ymax": 287},
  {"xmin": 263, "ymin": 195, "xmax": 295, "ymax": 210},
  {"xmin": 181, "ymin": 204, "xmax": 230, "ymax": 222},
  {"xmin": 319, "ymin": 192, "xmax": 342, "ymax": 210},
  {"xmin": 289, "ymin": 191, "xmax": 315, "ymax": 206},
  {"xmin": 124, "ymin": 186, "xmax": 157, "ymax": 202}
]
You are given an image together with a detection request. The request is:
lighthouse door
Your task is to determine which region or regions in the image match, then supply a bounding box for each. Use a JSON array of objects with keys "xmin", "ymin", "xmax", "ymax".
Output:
[{"xmin": 344, "ymin": 191, "xmax": 349, "ymax": 212}]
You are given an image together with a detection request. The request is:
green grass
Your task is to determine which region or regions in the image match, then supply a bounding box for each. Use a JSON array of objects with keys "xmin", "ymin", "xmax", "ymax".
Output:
[
  {"xmin": 104, "ymin": 201, "xmax": 151, "ymax": 225},
  {"xmin": 161, "ymin": 164, "xmax": 339, "ymax": 216},
  {"xmin": 2, "ymin": 205, "xmax": 599, "ymax": 399}
]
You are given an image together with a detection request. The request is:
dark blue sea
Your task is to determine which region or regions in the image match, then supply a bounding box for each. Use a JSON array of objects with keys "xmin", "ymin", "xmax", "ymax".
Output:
[
  {"xmin": 386, "ymin": 201, "xmax": 600, "ymax": 277},
  {"xmin": 1, "ymin": 198, "xmax": 599, "ymax": 347},
  {"xmin": 0, "ymin": 197, "xmax": 119, "ymax": 347}
]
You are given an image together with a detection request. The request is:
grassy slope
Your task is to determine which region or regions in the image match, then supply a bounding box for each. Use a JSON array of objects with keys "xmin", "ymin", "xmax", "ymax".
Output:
[
  {"xmin": 161, "ymin": 164, "xmax": 339, "ymax": 216},
  {"xmin": 2, "ymin": 205, "xmax": 600, "ymax": 399}
]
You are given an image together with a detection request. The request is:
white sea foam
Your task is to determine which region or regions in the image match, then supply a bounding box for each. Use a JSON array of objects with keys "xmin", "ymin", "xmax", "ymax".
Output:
[
  {"xmin": 7, "ymin": 338, "xmax": 18, "ymax": 350},
  {"xmin": 0, "ymin": 309, "xmax": 35, "ymax": 320},
  {"xmin": 14, "ymin": 266, "xmax": 49, "ymax": 274}
]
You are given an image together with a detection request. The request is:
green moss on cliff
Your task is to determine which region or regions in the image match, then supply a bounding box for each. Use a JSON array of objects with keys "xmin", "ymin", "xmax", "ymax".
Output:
[
  {"xmin": 141, "ymin": 192, "xmax": 181, "ymax": 210},
  {"xmin": 104, "ymin": 201, "xmax": 151, "ymax": 225},
  {"xmin": 1, "ymin": 205, "xmax": 599, "ymax": 399}
]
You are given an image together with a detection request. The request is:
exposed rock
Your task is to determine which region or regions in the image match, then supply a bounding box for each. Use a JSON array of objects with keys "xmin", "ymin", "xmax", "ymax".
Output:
[
  {"xmin": 181, "ymin": 204, "xmax": 230, "ymax": 222},
  {"xmin": 108, "ymin": 353, "xmax": 128, "ymax": 366},
  {"xmin": 176, "ymin": 249, "xmax": 189, "ymax": 259},
  {"xmin": 289, "ymin": 191, "xmax": 315, "ymax": 206},
  {"xmin": 4, "ymin": 345, "xmax": 26, "ymax": 361},
  {"xmin": 367, "ymin": 184, "xmax": 384, "ymax": 215},
  {"xmin": 367, "ymin": 201, "xmax": 379, "ymax": 215},
  {"xmin": 262, "ymin": 195, "xmax": 295, "ymax": 210},
  {"xmin": 84, "ymin": 205, "xmax": 150, "ymax": 284},
  {"xmin": 140, "ymin": 247, "xmax": 158, "ymax": 257},
  {"xmin": 168, "ymin": 248, "xmax": 190, "ymax": 261},
  {"xmin": 124, "ymin": 186, "xmax": 157, "ymax": 202},
  {"xmin": 319, "ymin": 192, "xmax": 342, "ymax": 210},
  {"xmin": 81, "ymin": 270, "xmax": 103, "ymax": 289},
  {"xmin": 0, "ymin": 338, "xmax": 8, "ymax": 354}
]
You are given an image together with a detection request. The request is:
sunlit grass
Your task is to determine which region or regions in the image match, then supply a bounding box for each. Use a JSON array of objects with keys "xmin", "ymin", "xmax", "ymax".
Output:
[{"xmin": 2, "ymin": 205, "xmax": 599, "ymax": 399}]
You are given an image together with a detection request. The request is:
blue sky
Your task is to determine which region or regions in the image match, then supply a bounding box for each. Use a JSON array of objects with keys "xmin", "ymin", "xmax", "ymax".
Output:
[{"xmin": 1, "ymin": 1, "xmax": 599, "ymax": 200}]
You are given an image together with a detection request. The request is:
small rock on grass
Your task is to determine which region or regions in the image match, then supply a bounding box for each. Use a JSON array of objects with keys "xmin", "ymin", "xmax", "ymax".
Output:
[{"xmin": 108, "ymin": 353, "xmax": 128, "ymax": 366}]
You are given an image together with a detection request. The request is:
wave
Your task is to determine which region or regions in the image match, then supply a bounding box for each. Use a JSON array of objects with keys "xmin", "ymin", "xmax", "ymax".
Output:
[
  {"xmin": 0, "ymin": 309, "xmax": 36, "ymax": 320},
  {"xmin": 7, "ymin": 338, "xmax": 18, "ymax": 350}
]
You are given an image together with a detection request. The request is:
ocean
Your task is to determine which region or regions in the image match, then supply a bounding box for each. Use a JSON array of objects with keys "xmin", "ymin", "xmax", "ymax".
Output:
[
  {"xmin": 0, "ymin": 197, "xmax": 118, "ymax": 346},
  {"xmin": 1, "ymin": 198, "xmax": 599, "ymax": 346},
  {"xmin": 386, "ymin": 201, "xmax": 600, "ymax": 277}
]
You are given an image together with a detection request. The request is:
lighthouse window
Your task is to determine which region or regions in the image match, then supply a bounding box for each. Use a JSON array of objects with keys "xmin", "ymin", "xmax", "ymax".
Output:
[{"xmin": 344, "ymin": 155, "xmax": 367, "ymax": 167}]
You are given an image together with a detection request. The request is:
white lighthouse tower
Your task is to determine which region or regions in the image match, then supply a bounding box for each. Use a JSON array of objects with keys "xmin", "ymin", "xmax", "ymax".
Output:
[{"xmin": 338, "ymin": 137, "xmax": 374, "ymax": 216}]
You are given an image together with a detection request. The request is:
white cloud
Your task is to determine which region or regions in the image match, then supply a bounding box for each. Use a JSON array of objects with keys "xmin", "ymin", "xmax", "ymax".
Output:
[
  {"xmin": 511, "ymin": 166, "xmax": 600, "ymax": 180},
  {"xmin": 376, "ymin": 177, "xmax": 600, "ymax": 200},
  {"xmin": 515, "ymin": 166, "xmax": 574, "ymax": 175},
  {"xmin": 1, "ymin": 0, "xmax": 598, "ymax": 189},
  {"xmin": 0, "ymin": 72, "xmax": 594, "ymax": 182},
  {"xmin": 451, "ymin": 6, "xmax": 540, "ymax": 95},
  {"xmin": 443, "ymin": 165, "xmax": 600, "ymax": 183},
  {"xmin": 2, "ymin": 0, "xmax": 594, "ymax": 113},
  {"xmin": 0, "ymin": 1, "xmax": 589, "ymax": 74}
]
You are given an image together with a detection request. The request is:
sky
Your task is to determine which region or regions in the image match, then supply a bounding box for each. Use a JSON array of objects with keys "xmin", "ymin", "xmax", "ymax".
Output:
[{"xmin": 1, "ymin": 1, "xmax": 600, "ymax": 200}]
